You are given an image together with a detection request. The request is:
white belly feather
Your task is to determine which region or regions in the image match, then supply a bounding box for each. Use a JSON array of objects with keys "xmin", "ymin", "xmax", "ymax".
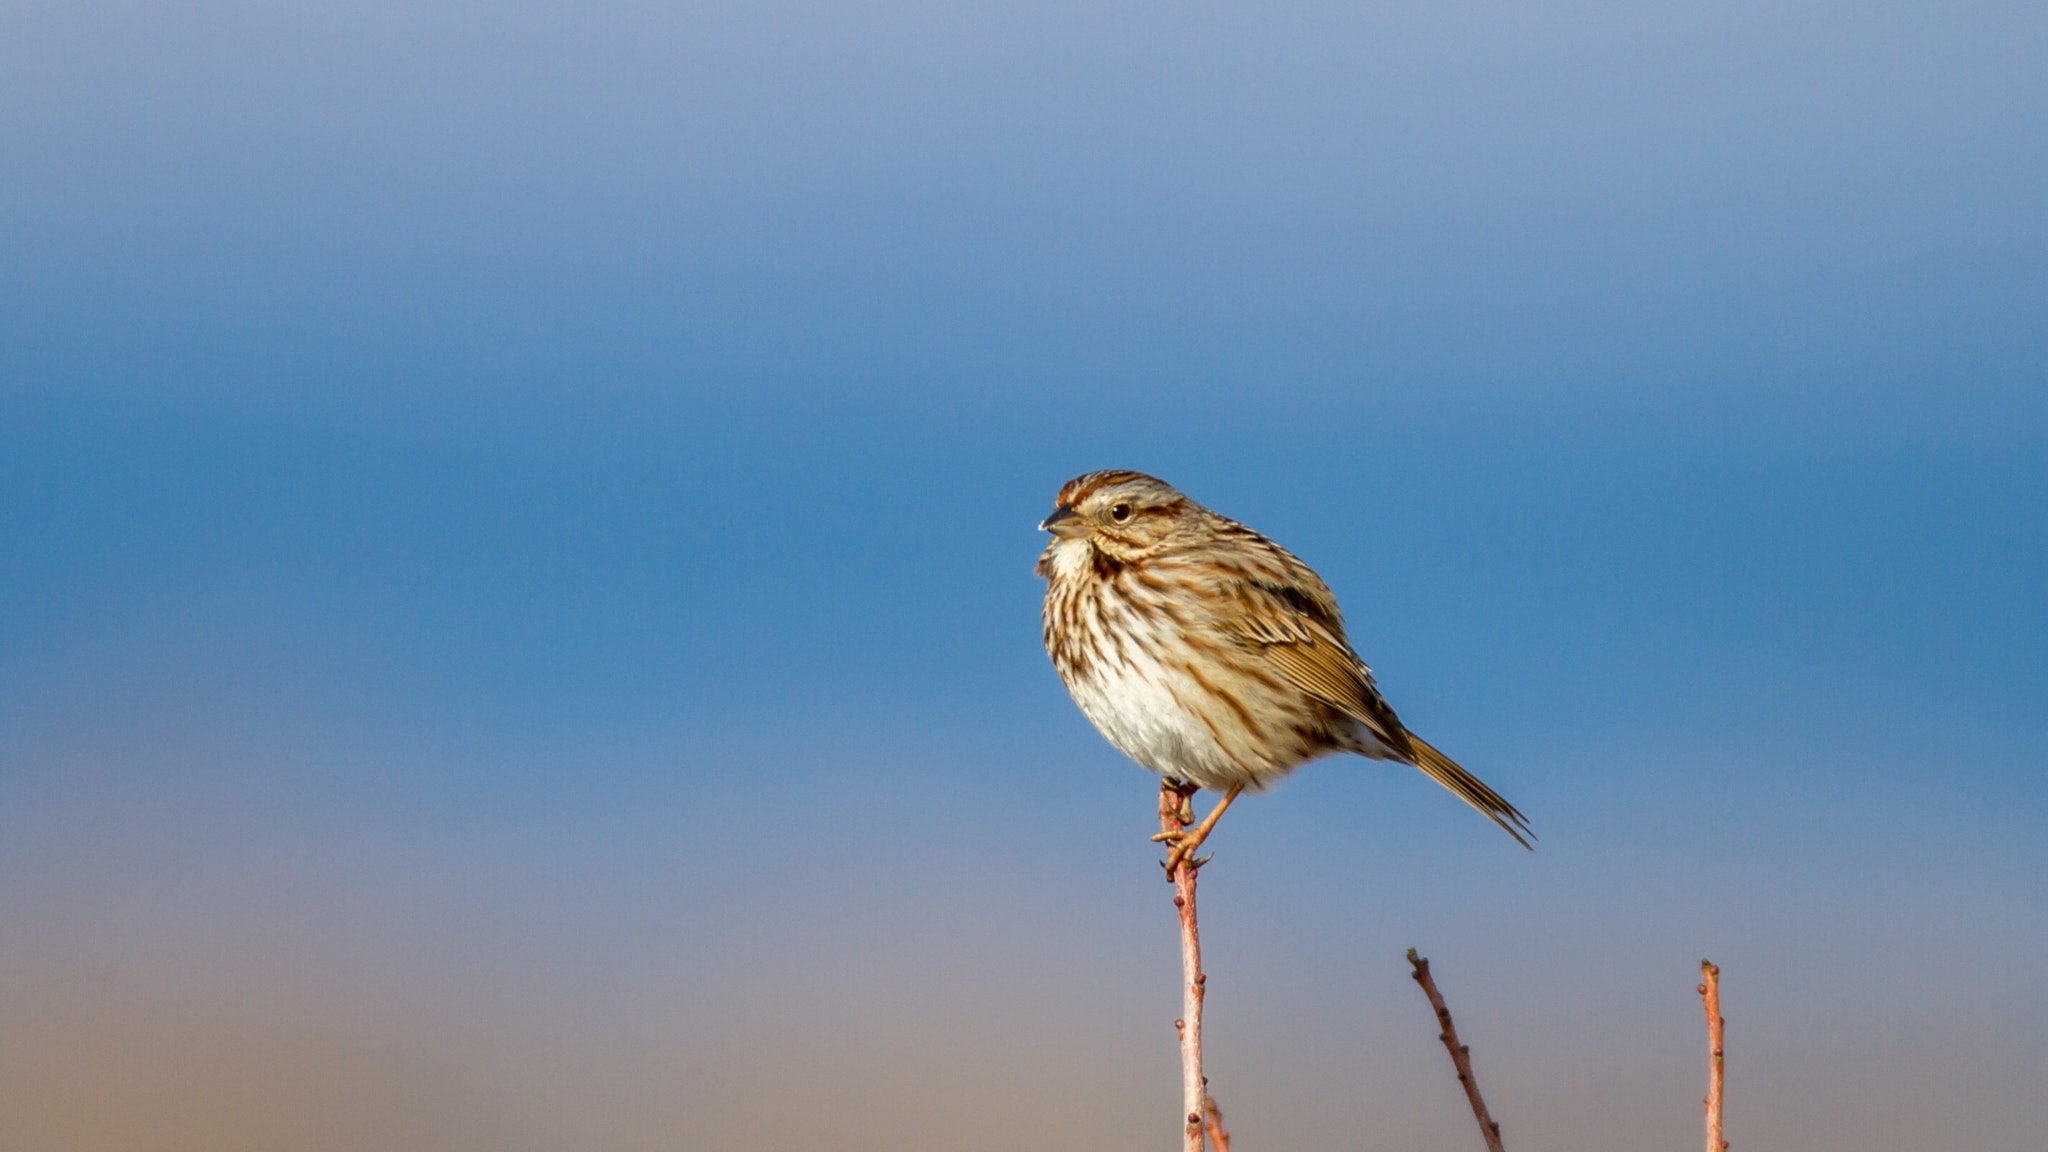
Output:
[{"xmin": 1065, "ymin": 657, "xmax": 1250, "ymax": 790}]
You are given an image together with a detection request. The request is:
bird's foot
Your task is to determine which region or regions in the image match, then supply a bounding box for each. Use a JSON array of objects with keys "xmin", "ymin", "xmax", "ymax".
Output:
[
  {"xmin": 1156, "ymin": 826, "xmax": 1215, "ymax": 875},
  {"xmin": 1152, "ymin": 781, "xmax": 1243, "ymax": 877}
]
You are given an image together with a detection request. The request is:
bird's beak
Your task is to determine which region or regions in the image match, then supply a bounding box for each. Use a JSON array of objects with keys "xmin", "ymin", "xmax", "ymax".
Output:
[{"xmin": 1038, "ymin": 503, "xmax": 1082, "ymax": 534}]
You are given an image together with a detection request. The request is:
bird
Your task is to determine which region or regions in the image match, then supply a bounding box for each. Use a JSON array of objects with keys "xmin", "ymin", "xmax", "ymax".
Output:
[{"xmin": 1036, "ymin": 469, "xmax": 1530, "ymax": 871}]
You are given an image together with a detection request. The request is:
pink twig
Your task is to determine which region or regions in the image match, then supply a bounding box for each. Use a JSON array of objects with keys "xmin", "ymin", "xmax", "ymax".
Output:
[
  {"xmin": 1700, "ymin": 960, "xmax": 1727, "ymax": 1152},
  {"xmin": 1160, "ymin": 780, "xmax": 1208, "ymax": 1152},
  {"xmin": 1407, "ymin": 949, "xmax": 1506, "ymax": 1152},
  {"xmin": 1202, "ymin": 1093, "xmax": 1233, "ymax": 1152}
]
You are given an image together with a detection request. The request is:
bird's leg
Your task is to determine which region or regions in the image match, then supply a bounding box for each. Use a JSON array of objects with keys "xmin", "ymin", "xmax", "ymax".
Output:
[
  {"xmin": 1151, "ymin": 778, "xmax": 1200, "ymax": 844},
  {"xmin": 1171, "ymin": 778, "xmax": 1198, "ymax": 826},
  {"xmin": 1154, "ymin": 783, "xmax": 1244, "ymax": 872}
]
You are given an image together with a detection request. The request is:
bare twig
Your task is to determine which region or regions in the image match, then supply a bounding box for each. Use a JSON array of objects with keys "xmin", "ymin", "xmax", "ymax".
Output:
[
  {"xmin": 1202, "ymin": 1092, "xmax": 1232, "ymax": 1152},
  {"xmin": 1699, "ymin": 960, "xmax": 1727, "ymax": 1152},
  {"xmin": 1160, "ymin": 779, "xmax": 1208, "ymax": 1152},
  {"xmin": 1407, "ymin": 949, "xmax": 1506, "ymax": 1152}
]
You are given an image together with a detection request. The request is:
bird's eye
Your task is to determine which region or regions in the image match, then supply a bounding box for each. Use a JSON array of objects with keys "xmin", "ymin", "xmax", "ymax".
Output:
[{"xmin": 1109, "ymin": 503, "xmax": 1133, "ymax": 523}]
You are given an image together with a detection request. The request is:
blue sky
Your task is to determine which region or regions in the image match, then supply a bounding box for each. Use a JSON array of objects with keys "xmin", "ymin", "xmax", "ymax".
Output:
[{"xmin": 2, "ymin": 2, "xmax": 2044, "ymax": 1149}]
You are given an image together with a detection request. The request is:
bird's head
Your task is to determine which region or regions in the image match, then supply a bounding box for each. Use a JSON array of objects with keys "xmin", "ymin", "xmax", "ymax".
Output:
[{"xmin": 1037, "ymin": 470, "xmax": 1194, "ymax": 574}]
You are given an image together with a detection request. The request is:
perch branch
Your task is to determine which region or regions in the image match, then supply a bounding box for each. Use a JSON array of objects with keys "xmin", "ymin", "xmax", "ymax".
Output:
[
  {"xmin": 1160, "ymin": 779, "xmax": 1208, "ymax": 1152},
  {"xmin": 1407, "ymin": 948, "xmax": 1506, "ymax": 1152},
  {"xmin": 1700, "ymin": 959, "xmax": 1727, "ymax": 1152}
]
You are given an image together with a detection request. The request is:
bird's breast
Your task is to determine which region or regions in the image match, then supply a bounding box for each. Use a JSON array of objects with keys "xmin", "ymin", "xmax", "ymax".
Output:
[{"xmin": 1042, "ymin": 571, "xmax": 1334, "ymax": 792}]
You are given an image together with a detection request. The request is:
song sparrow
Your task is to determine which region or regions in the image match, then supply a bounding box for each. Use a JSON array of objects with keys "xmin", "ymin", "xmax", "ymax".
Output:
[{"xmin": 1037, "ymin": 470, "xmax": 1531, "ymax": 870}]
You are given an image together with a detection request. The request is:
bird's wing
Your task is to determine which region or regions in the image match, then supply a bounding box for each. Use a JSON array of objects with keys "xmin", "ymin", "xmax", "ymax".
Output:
[
  {"xmin": 1224, "ymin": 578, "xmax": 1413, "ymax": 757},
  {"xmin": 1225, "ymin": 577, "xmax": 1534, "ymax": 848}
]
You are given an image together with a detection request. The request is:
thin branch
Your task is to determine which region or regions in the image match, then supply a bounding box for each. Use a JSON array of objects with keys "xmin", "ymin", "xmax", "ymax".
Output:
[
  {"xmin": 1202, "ymin": 1092, "xmax": 1232, "ymax": 1152},
  {"xmin": 1407, "ymin": 949, "xmax": 1506, "ymax": 1152},
  {"xmin": 1160, "ymin": 779, "xmax": 1208, "ymax": 1152},
  {"xmin": 1699, "ymin": 960, "xmax": 1727, "ymax": 1152}
]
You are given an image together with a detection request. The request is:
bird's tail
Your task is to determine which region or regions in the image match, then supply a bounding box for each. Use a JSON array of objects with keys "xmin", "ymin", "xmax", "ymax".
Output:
[{"xmin": 1404, "ymin": 734, "xmax": 1534, "ymax": 849}]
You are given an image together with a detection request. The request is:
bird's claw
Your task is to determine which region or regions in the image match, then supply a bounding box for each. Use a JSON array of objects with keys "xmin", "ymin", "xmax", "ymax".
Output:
[{"xmin": 1159, "ymin": 833, "xmax": 1215, "ymax": 876}]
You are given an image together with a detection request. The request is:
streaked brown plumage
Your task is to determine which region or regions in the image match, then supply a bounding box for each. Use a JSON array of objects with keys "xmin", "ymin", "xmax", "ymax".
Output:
[{"xmin": 1036, "ymin": 470, "xmax": 1530, "ymax": 867}]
